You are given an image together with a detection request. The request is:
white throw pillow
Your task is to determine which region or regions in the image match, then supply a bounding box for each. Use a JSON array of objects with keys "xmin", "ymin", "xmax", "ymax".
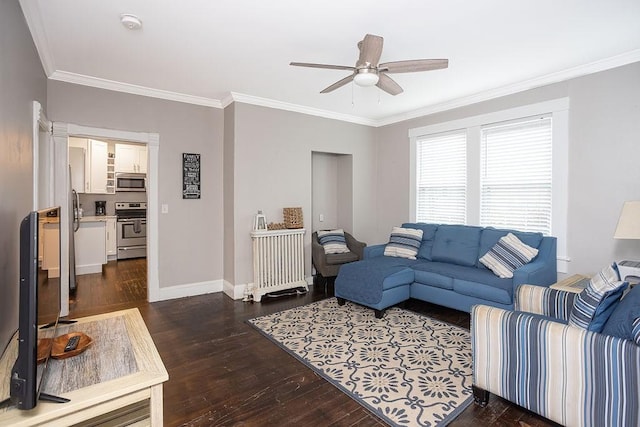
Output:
[
  {"xmin": 384, "ymin": 227, "xmax": 423, "ymax": 260},
  {"xmin": 317, "ymin": 229, "xmax": 350, "ymax": 254},
  {"xmin": 479, "ymin": 233, "xmax": 538, "ymax": 278}
]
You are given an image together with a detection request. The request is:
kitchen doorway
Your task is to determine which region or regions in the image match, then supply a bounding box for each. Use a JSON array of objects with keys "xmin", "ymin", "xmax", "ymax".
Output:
[{"xmin": 52, "ymin": 123, "xmax": 159, "ymax": 317}]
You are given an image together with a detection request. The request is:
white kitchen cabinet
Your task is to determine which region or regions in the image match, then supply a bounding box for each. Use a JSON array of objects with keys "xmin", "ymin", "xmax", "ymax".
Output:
[
  {"xmin": 68, "ymin": 137, "xmax": 111, "ymax": 194},
  {"xmin": 106, "ymin": 217, "xmax": 117, "ymax": 259},
  {"xmin": 115, "ymin": 143, "xmax": 147, "ymax": 173},
  {"xmin": 75, "ymin": 220, "xmax": 107, "ymax": 275}
]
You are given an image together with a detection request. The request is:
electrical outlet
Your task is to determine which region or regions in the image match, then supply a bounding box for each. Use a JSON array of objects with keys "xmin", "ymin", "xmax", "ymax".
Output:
[{"xmin": 161, "ymin": 204, "xmax": 169, "ymax": 214}]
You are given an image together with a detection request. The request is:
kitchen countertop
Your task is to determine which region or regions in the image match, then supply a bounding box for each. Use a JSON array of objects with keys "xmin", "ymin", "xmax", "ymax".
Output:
[{"xmin": 80, "ymin": 215, "xmax": 116, "ymax": 222}]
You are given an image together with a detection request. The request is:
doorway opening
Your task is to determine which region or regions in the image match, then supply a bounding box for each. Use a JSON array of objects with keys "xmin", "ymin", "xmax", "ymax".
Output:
[{"xmin": 51, "ymin": 123, "xmax": 159, "ymax": 317}]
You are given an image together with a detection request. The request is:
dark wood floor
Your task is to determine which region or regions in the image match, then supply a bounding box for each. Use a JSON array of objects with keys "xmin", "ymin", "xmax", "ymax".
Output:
[{"xmin": 69, "ymin": 265, "xmax": 559, "ymax": 427}]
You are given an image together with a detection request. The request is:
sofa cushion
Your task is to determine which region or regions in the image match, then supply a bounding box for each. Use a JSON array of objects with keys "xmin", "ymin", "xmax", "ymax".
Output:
[
  {"xmin": 431, "ymin": 225, "xmax": 482, "ymax": 267},
  {"xmin": 601, "ymin": 283, "xmax": 640, "ymax": 341},
  {"xmin": 479, "ymin": 233, "xmax": 539, "ymax": 279},
  {"xmin": 317, "ymin": 229, "xmax": 350, "ymax": 254},
  {"xmin": 477, "ymin": 228, "xmax": 543, "ymax": 269},
  {"xmin": 384, "ymin": 226, "xmax": 423, "ymax": 260},
  {"xmin": 411, "ymin": 262, "xmax": 455, "ymax": 290},
  {"xmin": 401, "ymin": 223, "xmax": 439, "ymax": 260},
  {"xmin": 569, "ymin": 264, "xmax": 628, "ymax": 332},
  {"xmin": 335, "ymin": 257, "xmax": 415, "ymax": 305}
]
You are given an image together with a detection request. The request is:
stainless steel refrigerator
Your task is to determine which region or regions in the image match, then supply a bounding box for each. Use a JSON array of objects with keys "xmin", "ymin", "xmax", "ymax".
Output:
[{"xmin": 68, "ymin": 164, "xmax": 79, "ymax": 294}]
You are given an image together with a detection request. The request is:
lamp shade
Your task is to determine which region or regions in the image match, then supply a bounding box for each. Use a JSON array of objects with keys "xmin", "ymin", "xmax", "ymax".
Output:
[{"xmin": 614, "ymin": 201, "xmax": 640, "ymax": 239}]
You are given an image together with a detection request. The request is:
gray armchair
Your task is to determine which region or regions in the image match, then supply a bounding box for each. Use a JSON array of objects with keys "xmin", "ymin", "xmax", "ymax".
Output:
[{"xmin": 312, "ymin": 231, "xmax": 366, "ymax": 289}]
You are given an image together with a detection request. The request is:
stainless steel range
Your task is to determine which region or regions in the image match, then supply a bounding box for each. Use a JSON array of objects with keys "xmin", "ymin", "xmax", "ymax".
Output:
[{"xmin": 115, "ymin": 202, "xmax": 147, "ymax": 260}]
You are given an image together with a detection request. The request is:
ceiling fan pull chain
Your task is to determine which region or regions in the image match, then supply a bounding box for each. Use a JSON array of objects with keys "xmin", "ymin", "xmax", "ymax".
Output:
[{"xmin": 351, "ymin": 81, "xmax": 355, "ymax": 108}]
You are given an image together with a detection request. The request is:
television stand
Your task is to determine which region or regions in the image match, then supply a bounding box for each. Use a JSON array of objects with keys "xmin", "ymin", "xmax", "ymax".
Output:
[{"xmin": 0, "ymin": 308, "xmax": 167, "ymax": 426}]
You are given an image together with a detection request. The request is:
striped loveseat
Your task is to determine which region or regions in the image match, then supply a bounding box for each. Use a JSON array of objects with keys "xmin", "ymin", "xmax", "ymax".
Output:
[{"xmin": 472, "ymin": 284, "xmax": 640, "ymax": 427}]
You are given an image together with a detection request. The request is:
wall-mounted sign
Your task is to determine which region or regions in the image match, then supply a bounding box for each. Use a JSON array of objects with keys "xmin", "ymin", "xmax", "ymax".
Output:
[{"xmin": 182, "ymin": 153, "xmax": 201, "ymax": 199}]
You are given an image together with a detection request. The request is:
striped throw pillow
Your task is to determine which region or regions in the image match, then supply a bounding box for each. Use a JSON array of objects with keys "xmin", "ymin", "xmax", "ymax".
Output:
[
  {"xmin": 384, "ymin": 227, "xmax": 423, "ymax": 260},
  {"xmin": 479, "ymin": 233, "xmax": 539, "ymax": 279},
  {"xmin": 317, "ymin": 229, "xmax": 350, "ymax": 254},
  {"xmin": 633, "ymin": 318, "xmax": 640, "ymax": 345},
  {"xmin": 568, "ymin": 264, "xmax": 628, "ymax": 332}
]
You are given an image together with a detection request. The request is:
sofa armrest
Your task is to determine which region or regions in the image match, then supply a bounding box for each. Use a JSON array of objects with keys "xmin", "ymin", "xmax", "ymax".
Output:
[
  {"xmin": 515, "ymin": 284, "xmax": 577, "ymax": 320},
  {"xmin": 364, "ymin": 244, "xmax": 386, "ymax": 259},
  {"xmin": 512, "ymin": 236, "xmax": 557, "ymax": 288},
  {"xmin": 472, "ymin": 305, "xmax": 640, "ymax": 427},
  {"xmin": 344, "ymin": 232, "xmax": 366, "ymax": 260}
]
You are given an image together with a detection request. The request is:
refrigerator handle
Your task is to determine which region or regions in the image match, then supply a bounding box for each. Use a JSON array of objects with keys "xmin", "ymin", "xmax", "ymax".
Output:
[{"xmin": 72, "ymin": 189, "xmax": 80, "ymax": 232}]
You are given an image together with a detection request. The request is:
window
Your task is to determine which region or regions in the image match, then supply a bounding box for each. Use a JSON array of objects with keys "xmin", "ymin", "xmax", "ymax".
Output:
[
  {"xmin": 416, "ymin": 130, "xmax": 467, "ymax": 224},
  {"xmin": 409, "ymin": 98, "xmax": 569, "ymax": 272},
  {"xmin": 480, "ymin": 115, "xmax": 552, "ymax": 234}
]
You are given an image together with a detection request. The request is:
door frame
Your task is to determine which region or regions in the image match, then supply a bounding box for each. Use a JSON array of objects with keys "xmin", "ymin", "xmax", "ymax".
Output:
[{"xmin": 52, "ymin": 123, "xmax": 160, "ymax": 316}]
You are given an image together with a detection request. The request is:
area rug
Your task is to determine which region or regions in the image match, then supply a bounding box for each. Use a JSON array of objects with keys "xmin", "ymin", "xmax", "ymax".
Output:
[{"xmin": 247, "ymin": 298, "xmax": 473, "ymax": 426}]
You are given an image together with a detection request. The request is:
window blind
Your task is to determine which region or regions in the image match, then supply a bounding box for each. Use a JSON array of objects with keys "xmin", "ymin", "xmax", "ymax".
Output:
[
  {"xmin": 416, "ymin": 130, "xmax": 467, "ymax": 224},
  {"xmin": 480, "ymin": 115, "xmax": 552, "ymax": 234}
]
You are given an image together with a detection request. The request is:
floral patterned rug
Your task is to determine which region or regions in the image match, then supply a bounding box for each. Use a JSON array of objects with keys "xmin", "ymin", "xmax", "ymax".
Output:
[{"xmin": 247, "ymin": 298, "xmax": 473, "ymax": 426}]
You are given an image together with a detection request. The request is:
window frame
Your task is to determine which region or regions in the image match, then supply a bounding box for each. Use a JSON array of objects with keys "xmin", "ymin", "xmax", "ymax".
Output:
[{"xmin": 409, "ymin": 98, "xmax": 569, "ymax": 273}]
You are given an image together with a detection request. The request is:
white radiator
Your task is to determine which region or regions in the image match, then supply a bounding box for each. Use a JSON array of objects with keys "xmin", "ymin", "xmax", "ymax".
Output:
[{"xmin": 250, "ymin": 228, "xmax": 307, "ymax": 302}]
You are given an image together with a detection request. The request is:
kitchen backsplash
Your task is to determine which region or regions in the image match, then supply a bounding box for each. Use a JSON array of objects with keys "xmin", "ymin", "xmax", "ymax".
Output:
[{"xmin": 79, "ymin": 192, "xmax": 147, "ymax": 216}]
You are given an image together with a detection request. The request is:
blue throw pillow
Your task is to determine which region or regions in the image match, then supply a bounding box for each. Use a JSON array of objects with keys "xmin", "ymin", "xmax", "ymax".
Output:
[
  {"xmin": 601, "ymin": 284, "xmax": 640, "ymax": 341},
  {"xmin": 569, "ymin": 264, "xmax": 628, "ymax": 332}
]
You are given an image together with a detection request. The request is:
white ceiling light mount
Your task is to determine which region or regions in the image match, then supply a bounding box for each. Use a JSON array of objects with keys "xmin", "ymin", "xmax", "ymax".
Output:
[
  {"xmin": 353, "ymin": 68, "xmax": 379, "ymax": 87},
  {"xmin": 121, "ymin": 14, "xmax": 142, "ymax": 30}
]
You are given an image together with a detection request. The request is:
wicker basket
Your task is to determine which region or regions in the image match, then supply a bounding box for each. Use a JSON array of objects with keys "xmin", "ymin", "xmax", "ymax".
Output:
[
  {"xmin": 283, "ymin": 207, "xmax": 303, "ymax": 229},
  {"xmin": 267, "ymin": 222, "xmax": 287, "ymax": 230}
]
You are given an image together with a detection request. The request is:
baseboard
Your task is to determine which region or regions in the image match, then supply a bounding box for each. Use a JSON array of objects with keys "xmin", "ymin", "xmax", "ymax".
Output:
[
  {"xmin": 156, "ymin": 279, "xmax": 223, "ymax": 302},
  {"xmin": 223, "ymin": 281, "xmax": 247, "ymax": 300}
]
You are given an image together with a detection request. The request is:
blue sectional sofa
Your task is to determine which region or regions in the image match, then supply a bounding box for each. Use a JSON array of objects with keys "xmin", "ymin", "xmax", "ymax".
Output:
[{"xmin": 334, "ymin": 223, "xmax": 557, "ymax": 317}]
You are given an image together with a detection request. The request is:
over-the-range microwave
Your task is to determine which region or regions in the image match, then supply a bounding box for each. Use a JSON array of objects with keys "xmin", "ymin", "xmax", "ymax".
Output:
[{"xmin": 116, "ymin": 172, "xmax": 146, "ymax": 192}]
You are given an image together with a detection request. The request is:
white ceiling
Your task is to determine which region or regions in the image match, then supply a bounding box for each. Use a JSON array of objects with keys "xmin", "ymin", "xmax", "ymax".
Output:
[{"xmin": 20, "ymin": 0, "xmax": 640, "ymax": 126}]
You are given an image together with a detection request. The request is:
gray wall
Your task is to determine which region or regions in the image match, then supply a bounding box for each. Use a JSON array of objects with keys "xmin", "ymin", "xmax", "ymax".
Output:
[
  {"xmin": 0, "ymin": 0, "xmax": 47, "ymax": 351},
  {"xmin": 231, "ymin": 103, "xmax": 376, "ymax": 286},
  {"xmin": 375, "ymin": 62, "xmax": 640, "ymax": 276},
  {"xmin": 47, "ymin": 81, "xmax": 224, "ymax": 289}
]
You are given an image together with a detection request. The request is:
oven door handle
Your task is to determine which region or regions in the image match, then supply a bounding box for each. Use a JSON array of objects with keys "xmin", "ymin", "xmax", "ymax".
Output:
[{"xmin": 117, "ymin": 218, "xmax": 147, "ymax": 223}]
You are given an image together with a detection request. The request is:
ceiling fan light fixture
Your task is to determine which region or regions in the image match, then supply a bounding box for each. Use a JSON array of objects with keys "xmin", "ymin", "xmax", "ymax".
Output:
[{"xmin": 353, "ymin": 69, "xmax": 379, "ymax": 87}]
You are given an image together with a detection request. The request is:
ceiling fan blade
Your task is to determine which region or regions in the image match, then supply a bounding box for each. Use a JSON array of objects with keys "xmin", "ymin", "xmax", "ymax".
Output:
[
  {"xmin": 320, "ymin": 74, "xmax": 355, "ymax": 93},
  {"xmin": 376, "ymin": 73, "xmax": 403, "ymax": 96},
  {"xmin": 379, "ymin": 59, "xmax": 449, "ymax": 73},
  {"xmin": 356, "ymin": 34, "xmax": 384, "ymax": 67},
  {"xmin": 290, "ymin": 62, "xmax": 356, "ymax": 71}
]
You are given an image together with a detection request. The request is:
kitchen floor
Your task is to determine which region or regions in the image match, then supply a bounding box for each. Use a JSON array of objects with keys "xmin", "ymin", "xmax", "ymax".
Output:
[{"xmin": 69, "ymin": 258, "xmax": 147, "ymax": 318}]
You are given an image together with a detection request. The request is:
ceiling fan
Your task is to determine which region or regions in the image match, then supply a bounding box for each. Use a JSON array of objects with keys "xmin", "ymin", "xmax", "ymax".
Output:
[{"xmin": 290, "ymin": 34, "xmax": 448, "ymax": 96}]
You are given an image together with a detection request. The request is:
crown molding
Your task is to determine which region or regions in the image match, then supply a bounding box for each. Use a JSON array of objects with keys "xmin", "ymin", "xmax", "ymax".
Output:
[
  {"xmin": 377, "ymin": 49, "xmax": 640, "ymax": 127},
  {"xmin": 228, "ymin": 93, "xmax": 377, "ymax": 126},
  {"xmin": 49, "ymin": 70, "xmax": 223, "ymax": 108},
  {"xmin": 19, "ymin": 0, "xmax": 55, "ymax": 76}
]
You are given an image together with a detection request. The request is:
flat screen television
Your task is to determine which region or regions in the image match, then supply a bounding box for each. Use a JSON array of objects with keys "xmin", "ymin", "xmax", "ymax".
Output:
[{"xmin": 9, "ymin": 207, "xmax": 65, "ymax": 410}]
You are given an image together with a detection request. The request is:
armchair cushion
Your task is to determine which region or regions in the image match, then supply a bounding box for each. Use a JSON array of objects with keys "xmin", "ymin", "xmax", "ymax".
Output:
[
  {"xmin": 479, "ymin": 233, "xmax": 538, "ymax": 279},
  {"xmin": 569, "ymin": 264, "xmax": 628, "ymax": 332},
  {"xmin": 601, "ymin": 283, "xmax": 640, "ymax": 341},
  {"xmin": 326, "ymin": 251, "xmax": 359, "ymax": 265},
  {"xmin": 317, "ymin": 229, "xmax": 350, "ymax": 254}
]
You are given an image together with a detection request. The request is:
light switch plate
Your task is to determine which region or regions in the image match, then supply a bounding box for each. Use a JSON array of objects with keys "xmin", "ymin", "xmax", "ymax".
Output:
[{"xmin": 161, "ymin": 204, "xmax": 169, "ymax": 214}]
